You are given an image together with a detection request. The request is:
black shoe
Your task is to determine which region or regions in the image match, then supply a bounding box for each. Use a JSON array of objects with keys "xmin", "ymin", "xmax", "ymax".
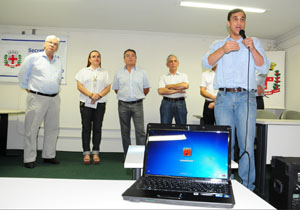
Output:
[
  {"xmin": 24, "ymin": 162, "xmax": 35, "ymax": 168},
  {"xmin": 43, "ymin": 158, "xmax": 60, "ymax": 164}
]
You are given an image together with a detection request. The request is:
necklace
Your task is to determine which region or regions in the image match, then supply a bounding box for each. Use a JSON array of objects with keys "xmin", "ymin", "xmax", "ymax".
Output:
[{"xmin": 93, "ymin": 70, "xmax": 98, "ymax": 87}]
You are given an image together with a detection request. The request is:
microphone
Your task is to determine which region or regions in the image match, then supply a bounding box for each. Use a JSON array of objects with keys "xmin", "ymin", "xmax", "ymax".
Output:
[{"xmin": 239, "ymin": 29, "xmax": 246, "ymax": 39}]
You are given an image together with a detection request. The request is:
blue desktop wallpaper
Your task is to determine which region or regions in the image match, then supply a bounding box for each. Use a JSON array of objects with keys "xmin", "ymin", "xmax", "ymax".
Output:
[{"xmin": 145, "ymin": 130, "xmax": 229, "ymax": 179}]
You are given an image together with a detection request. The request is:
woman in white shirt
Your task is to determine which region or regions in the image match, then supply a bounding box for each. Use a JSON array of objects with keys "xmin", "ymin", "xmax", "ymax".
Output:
[{"xmin": 75, "ymin": 50, "xmax": 111, "ymax": 164}]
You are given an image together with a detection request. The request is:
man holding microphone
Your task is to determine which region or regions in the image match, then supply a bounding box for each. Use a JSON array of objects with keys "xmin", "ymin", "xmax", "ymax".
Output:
[{"xmin": 202, "ymin": 9, "xmax": 270, "ymax": 190}]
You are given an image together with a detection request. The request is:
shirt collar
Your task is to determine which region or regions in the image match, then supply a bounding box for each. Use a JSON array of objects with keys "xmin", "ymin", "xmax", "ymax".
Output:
[
  {"xmin": 87, "ymin": 66, "xmax": 101, "ymax": 71},
  {"xmin": 167, "ymin": 70, "xmax": 181, "ymax": 76},
  {"xmin": 123, "ymin": 66, "xmax": 136, "ymax": 71},
  {"xmin": 42, "ymin": 51, "xmax": 58, "ymax": 62},
  {"xmin": 225, "ymin": 35, "xmax": 243, "ymax": 42}
]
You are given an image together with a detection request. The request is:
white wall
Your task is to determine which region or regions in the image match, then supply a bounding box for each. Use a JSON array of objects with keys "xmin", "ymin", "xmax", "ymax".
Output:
[
  {"xmin": 0, "ymin": 25, "xmax": 276, "ymax": 152},
  {"xmin": 282, "ymin": 44, "xmax": 300, "ymax": 112},
  {"xmin": 276, "ymin": 31, "xmax": 300, "ymax": 113}
]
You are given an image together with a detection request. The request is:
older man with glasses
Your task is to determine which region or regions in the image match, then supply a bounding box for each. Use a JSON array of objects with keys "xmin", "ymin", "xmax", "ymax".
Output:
[{"xmin": 18, "ymin": 35, "xmax": 64, "ymax": 168}]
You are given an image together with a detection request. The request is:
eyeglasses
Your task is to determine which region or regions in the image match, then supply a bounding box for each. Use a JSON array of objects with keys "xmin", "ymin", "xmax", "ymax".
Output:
[{"xmin": 47, "ymin": 41, "xmax": 58, "ymax": 46}]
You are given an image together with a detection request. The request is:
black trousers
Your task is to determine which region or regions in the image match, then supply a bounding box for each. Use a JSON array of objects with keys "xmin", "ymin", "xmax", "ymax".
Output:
[
  {"xmin": 80, "ymin": 102, "xmax": 106, "ymax": 154},
  {"xmin": 256, "ymin": 96, "xmax": 264, "ymax": 109},
  {"xmin": 202, "ymin": 101, "xmax": 215, "ymax": 125}
]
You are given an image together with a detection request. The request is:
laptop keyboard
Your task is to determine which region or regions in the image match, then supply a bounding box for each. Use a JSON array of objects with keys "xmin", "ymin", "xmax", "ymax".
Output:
[{"xmin": 136, "ymin": 177, "xmax": 229, "ymax": 194}]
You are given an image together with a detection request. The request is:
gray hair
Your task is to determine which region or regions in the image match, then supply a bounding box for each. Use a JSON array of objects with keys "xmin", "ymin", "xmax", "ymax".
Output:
[
  {"xmin": 45, "ymin": 35, "xmax": 60, "ymax": 46},
  {"xmin": 166, "ymin": 54, "xmax": 177, "ymax": 63}
]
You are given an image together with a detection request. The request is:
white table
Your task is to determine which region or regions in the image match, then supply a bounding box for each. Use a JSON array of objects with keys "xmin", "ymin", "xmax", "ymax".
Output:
[
  {"xmin": 0, "ymin": 177, "xmax": 274, "ymax": 209},
  {"xmin": 255, "ymin": 119, "xmax": 300, "ymax": 199},
  {"xmin": 125, "ymin": 145, "xmax": 239, "ymax": 180},
  {"xmin": 0, "ymin": 109, "xmax": 25, "ymax": 156}
]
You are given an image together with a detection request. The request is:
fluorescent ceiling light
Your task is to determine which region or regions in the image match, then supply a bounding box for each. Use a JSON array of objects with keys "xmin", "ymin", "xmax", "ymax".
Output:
[{"xmin": 180, "ymin": 1, "xmax": 266, "ymax": 13}]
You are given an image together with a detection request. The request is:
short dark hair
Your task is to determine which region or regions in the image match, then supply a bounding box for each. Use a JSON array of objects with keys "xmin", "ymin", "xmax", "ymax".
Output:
[
  {"xmin": 227, "ymin": 8, "xmax": 246, "ymax": 21},
  {"xmin": 123, "ymin": 49, "xmax": 136, "ymax": 58}
]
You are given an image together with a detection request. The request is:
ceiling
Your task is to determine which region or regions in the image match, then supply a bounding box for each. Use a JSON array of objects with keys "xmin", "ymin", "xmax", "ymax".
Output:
[{"xmin": 1, "ymin": 0, "xmax": 300, "ymax": 41}]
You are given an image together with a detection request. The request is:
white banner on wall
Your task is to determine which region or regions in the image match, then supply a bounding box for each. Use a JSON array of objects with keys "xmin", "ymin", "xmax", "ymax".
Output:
[
  {"xmin": 264, "ymin": 51, "xmax": 285, "ymax": 109},
  {"xmin": 0, "ymin": 34, "xmax": 67, "ymax": 83}
]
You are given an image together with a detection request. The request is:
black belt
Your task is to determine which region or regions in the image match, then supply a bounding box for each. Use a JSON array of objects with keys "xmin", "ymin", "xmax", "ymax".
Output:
[
  {"xmin": 219, "ymin": 87, "xmax": 247, "ymax": 93},
  {"xmin": 30, "ymin": 90, "xmax": 58, "ymax": 97},
  {"xmin": 120, "ymin": 99, "xmax": 143, "ymax": 104},
  {"xmin": 205, "ymin": 100, "xmax": 214, "ymax": 103},
  {"xmin": 163, "ymin": 97, "xmax": 185, "ymax": 101}
]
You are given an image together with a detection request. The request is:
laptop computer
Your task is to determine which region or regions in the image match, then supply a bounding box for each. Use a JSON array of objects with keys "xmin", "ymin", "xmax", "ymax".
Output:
[{"xmin": 122, "ymin": 123, "xmax": 235, "ymax": 208}]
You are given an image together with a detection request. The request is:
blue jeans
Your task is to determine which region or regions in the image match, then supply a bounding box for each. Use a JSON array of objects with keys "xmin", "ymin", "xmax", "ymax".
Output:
[
  {"xmin": 160, "ymin": 98, "xmax": 187, "ymax": 125},
  {"xmin": 214, "ymin": 90, "xmax": 257, "ymax": 191}
]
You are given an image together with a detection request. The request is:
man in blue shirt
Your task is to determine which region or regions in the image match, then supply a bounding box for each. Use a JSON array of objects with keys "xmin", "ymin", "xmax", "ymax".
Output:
[
  {"xmin": 202, "ymin": 9, "xmax": 269, "ymax": 190},
  {"xmin": 112, "ymin": 49, "xmax": 150, "ymax": 158},
  {"xmin": 18, "ymin": 35, "xmax": 63, "ymax": 168}
]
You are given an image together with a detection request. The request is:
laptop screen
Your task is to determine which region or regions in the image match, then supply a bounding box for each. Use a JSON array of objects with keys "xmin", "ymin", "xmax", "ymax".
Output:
[{"xmin": 144, "ymin": 125, "xmax": 231, "ymax": 180}]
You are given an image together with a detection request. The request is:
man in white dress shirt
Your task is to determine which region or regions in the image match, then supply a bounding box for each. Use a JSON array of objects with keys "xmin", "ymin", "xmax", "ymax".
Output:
[
  {"xmin": 158, "ymin": 55, "xmax": 189, "ymax": 125},
  {"xmin": 200, "ymin": 65, "xmax": 217, "ymax": 125}
]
